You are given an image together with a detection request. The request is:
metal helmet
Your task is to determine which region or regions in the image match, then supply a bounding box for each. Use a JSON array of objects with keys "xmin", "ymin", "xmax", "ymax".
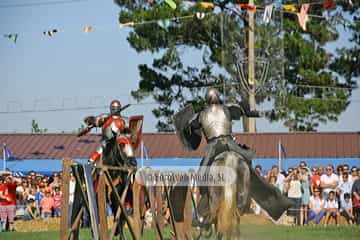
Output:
[
  {"xmin": 205, "ymin": 88, "xmax": 221, "ymax": 104},
  {"xmin": 110, "ymin": 99, "xmax": 121, "ymax": 115}
]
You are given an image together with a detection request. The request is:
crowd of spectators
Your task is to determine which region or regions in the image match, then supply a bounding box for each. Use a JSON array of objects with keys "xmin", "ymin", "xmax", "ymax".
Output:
[
  {"xmin": 254, "ymin": 163, "xmax": 360, "ymax": 226},
  {"xmin": 0, "ymin": 171, "xmax": 63, "ymax": 231},
  {"xmin": 1, "ymin": 161, "xmax": 360, "ymax": 231}
]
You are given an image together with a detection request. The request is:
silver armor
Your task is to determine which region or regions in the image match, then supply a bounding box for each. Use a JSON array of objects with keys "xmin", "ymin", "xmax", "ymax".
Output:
[{"xmin": 199, "ymin": 104, "xmax": 232, "ymax": 141}]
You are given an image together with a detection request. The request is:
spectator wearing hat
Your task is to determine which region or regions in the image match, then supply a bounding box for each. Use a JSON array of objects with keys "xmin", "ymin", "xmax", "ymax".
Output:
[
  {"xmin": 320, "ymin": 165, "xmax": 339, "ymax": 200},
  {"xmin": 324, "ymin": 191, "xmax": 340, "ymax": 226},
  {"xmin": 340, "ymin": 193, "xmax": 354, "ymax": 225},
  {"xmin": 40, "ymin": 189, "xmax": 54, "ymax": 218},
  {"xmin": 304, "ymin": 188, "xmax": 325, "ymax": 225}
]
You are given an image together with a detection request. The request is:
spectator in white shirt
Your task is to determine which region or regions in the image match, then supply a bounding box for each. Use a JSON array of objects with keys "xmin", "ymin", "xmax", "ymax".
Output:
[
  {"xmin": 320, "ymin": 165, "xmax": 339, "ymax": 200},
  {"xmin": 340, "ymin": 193, "xmax": 354, "ymax": 225},
  {"xmin": 269, "ymin": 165, "xmax": 285, "ymax": 193},
  {"xmin": 340, "ymin": 165, "xmax": 353, "ymax": 183},
  {"xmin": 304, "ymin": 189, "xmax": 325, "ymax": 225},
  {"xmin": 285, "ymin": 171, "xmax": 302, "ymax": 225},
  {"xmin": 337, "ymin": 172, "xmax": 353, "ymax": 205},
  {"xmin": 324, "ymin": 191, "xmax": 340, "ymax": 226}
]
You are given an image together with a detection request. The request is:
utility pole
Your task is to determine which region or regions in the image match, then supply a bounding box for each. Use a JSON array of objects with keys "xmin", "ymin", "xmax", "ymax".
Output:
[{"xmin": 245, "ymin": 0, "xmax": 257, "ymax": 132}]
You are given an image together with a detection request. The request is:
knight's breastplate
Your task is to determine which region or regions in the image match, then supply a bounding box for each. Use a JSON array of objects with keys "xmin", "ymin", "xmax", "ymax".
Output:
[{"xmin": 199, "ymin": 105, "xmax": 232, "ymax": 140}]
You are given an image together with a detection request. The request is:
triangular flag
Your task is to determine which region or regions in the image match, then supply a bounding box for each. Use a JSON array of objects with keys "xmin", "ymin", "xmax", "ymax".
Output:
[
  {"xmin": 297, "ymin": 4, "xmax": 310, "ymax": 31},
  {"xmin": 200, "ymin": 2, "xmax": 215, "ymax": 9},
  {"xmin": 119, "ymin": 22, "xmax": 135, "ymax": 28},
  {"xmin": 283, "ymin": 4, "xmax": 298, "ymax": 12},
  {"xmin": 3, "ymin": 34, "xmax": 18, "ymax": 43},
  {"xmin": 157, "ymin": 19, "xmax": 171, "ymax": 31},
  {"xmin": 195, "ymin": 12, "xmax": 206, "ymax": 20},
  {"xmin": 322, "ymin": 1, "xmax": 336, "ymax": 10},
  {"xmin": 236, "ymin": 4, "xmax": 256, "ymax": 12},
  {"xmin": 263, "ymin": 4, "xmax": 273, "ymax": 24},
  {"xmin": 83, "ymin": 26, "xmax": 93, "ymax": 33},
  {"xmin": 43, "ymin": 29, "xmax": 58, "ymax": 37},
  {"xmin": 165, "ymin": 0, "xmax": 176, "ymax": 10}
]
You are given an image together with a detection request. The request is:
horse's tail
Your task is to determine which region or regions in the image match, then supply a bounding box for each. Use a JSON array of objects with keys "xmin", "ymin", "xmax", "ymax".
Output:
[{"xmin": 214, "ymin": 151, "xmax": 250, "ymax": 239}]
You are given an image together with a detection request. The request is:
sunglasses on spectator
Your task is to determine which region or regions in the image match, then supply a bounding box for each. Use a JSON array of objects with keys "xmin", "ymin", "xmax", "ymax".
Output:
[{"xmin": 326, "ymin": 168, "xmax": 332, "ymax": 171}]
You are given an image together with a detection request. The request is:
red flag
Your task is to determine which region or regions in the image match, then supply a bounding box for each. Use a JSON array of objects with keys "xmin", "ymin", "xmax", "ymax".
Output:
[
  {"xmin": 236, "ymin": 4, "xmax": 256, "ymax": 13},
  {"xmin": 322, "ymin": 0, "xmax": 336, "ymax": 10}
]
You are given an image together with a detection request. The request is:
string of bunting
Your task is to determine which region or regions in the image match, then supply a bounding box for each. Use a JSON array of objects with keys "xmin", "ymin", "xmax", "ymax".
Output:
[{"xmin": 2, "ymin": 0, "xmax": 358, "ymax": 44}]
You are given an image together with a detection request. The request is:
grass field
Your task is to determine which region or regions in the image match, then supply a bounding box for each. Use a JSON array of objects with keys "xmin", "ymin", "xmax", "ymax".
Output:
[{"xmin": 1, "ymin": 225, "xmax": 360, "ymax": 240}]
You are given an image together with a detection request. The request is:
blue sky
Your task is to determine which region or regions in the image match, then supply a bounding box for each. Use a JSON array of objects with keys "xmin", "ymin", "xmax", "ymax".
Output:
[{"xmin": 0, "ymin": 0, "xmax": 359, "ymax": 133}]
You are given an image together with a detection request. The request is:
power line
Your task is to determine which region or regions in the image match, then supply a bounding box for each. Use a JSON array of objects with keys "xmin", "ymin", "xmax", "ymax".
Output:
[
  {"xmin": 0, "ymin": 0, "xmax": 89, "ymax": 8},
  {"xmin": 0, "ymin": 102, "xmax": 161, "ymax": 114},
  {"xmin": 1, "ymin": 96, "xmax": 360, "ymax": 115}
]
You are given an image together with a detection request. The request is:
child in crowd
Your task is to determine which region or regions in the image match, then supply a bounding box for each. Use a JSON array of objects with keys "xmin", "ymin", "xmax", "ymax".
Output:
[
  {"xmin": 25, "ymin": 196, "xmax": 39, "ymax": 220},
  {"xmin": 340, "ymin": 193, "xmax": 354, "ymax": 225},
  {"xmin": 324, "ymin": 191, "xmax": 340, "ymax": 226},
  {"xmin": 53, "ymin": 186, "xmax": 62, "ymax": 217},
  {"xmin": 40, "ymin": 189, "xmax": 54, "ymax": 218}
]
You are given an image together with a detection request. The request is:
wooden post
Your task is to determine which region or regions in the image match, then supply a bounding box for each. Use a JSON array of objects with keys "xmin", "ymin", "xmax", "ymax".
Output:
[
  {"xmin": 132, "ymin": 179, "xmax": 141, "ymax": 239},
  {"xmin": 182, "ymin": 187, "xmax": 192, "ymax": 239},
  {"xmin": 104, "ymin": 170, "xmax": 137, "ymax": 239},
  {"xmin": 155, "ymin": 186, "xmax": 164, "ymax": 236},
  {"xmin": 60, "ymin": 158, "xmax": 72, "ymax": 240},
  {"xmin": 144, "ymin": 185, "xmax": 163, "ymax": 240},
  {"xmin": 247, "ymin": 0, "xmax": 256, "ymax": 133},
  {"xmin": 97, "ymin": 157, "xmax": 108, "ymax": 240}
]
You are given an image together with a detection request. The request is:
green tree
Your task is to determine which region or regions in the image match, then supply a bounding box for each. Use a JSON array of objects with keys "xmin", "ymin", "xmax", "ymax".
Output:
[
  {"xmin": 115, "ymin": 0, "xmax": 359, "ymax": 132},
  {"xmin": 31, "ymin": 119, "xmax": 48, "ymax": 133}
]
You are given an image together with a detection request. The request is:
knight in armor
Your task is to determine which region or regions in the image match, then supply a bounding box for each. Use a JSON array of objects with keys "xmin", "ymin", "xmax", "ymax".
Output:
[
  {"xmin": 83, "ymin": 99, "xmax": 137, "ymax": 167},
  {"xmin": 174, "ymin": 88, "xmax": 292, "ymax": 228}
]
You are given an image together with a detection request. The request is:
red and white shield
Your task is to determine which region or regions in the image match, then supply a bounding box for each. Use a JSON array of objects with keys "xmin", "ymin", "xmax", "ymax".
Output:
[{"xmin": 129, "ymin": 115, "xmax": 144, "ymax": 150}]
